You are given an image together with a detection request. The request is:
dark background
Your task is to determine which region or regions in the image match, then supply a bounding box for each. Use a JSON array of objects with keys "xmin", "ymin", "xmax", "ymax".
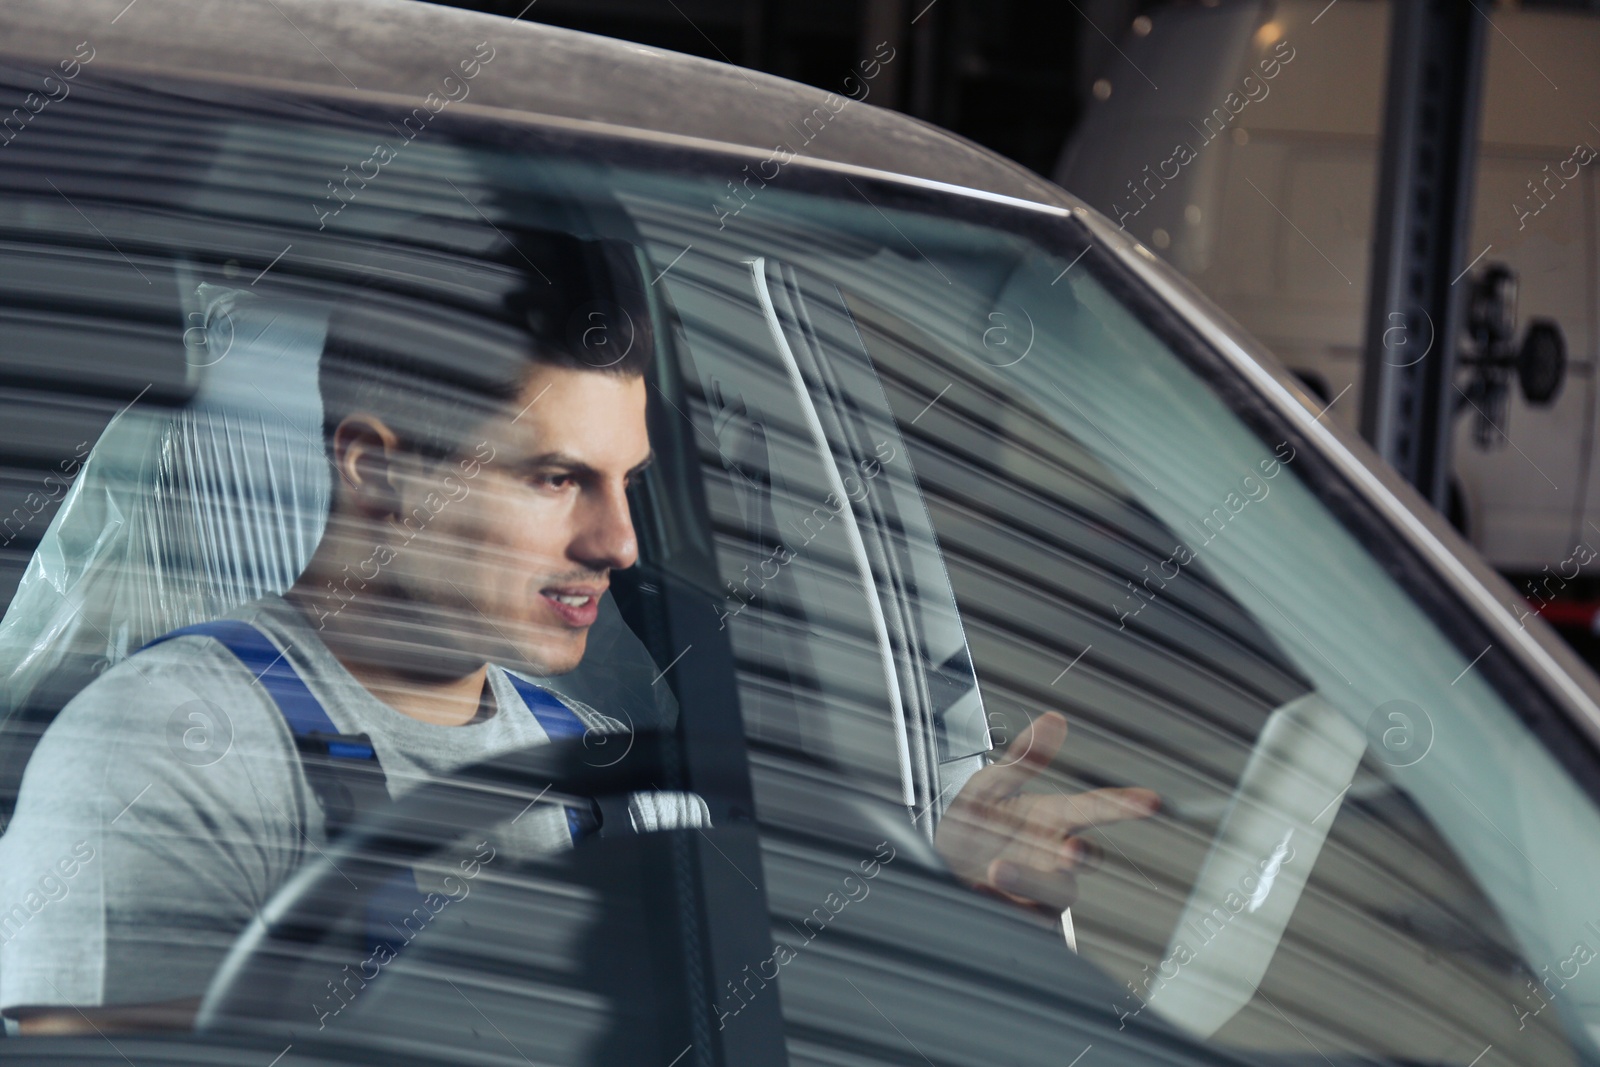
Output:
[
  {"xmin": 430, "ymin": 0, "xmax": 1600, "ymax": 179},
  {"xmin": 429, "ymin": 0, "xmax": 1154, "ymax": 178}
]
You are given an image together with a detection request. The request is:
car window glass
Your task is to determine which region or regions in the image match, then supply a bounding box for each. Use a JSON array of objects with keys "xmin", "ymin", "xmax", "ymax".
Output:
[
  {"xmin": 847, "ymin": 279, "xmax": 1589, "ymax": 1062},
  {"xmin": 626, "ymin": 171, "xmax": 1600, "ymax": 1067},
  {"xmin": 3, "ymin": 62, "xmax": 1600, "ymax": 1067}
]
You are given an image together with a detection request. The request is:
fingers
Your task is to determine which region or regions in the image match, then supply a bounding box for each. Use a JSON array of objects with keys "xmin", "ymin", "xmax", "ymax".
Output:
[
  {"xmin": 973, "ymin": 711, "xmax": 1070, "ymax": 803},
  {"xmin": 1063, "ymin": 835, "xmax": 1103, "ymax": 873},
  {"xmin": 1046, "ymin": 786, "xmax": 1160, "ymax": 831},
  {"xmin": 975, "ymin": 839, "xmax": 1101, "ymax": 913},
  {"xmin": 988, "ymin": 858, "xmax": 1079, "ymax": 912}
]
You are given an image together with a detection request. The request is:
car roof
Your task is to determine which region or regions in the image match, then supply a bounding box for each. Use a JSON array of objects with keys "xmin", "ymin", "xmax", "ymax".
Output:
[{"xmin": 2, "ymin": 0, "xmax": 1074, "ymax": 209}]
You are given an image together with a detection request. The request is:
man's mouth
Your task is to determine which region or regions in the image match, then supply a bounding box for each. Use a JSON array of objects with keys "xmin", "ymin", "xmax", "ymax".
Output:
[{"xmin": 540, "ymin": 585, "xmax": 605, "ymax": 627}]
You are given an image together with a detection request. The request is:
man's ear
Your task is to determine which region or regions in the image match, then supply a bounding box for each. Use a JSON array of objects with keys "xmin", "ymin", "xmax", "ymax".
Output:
[{"xmin": 329, "ymin": 414, "xmax": 407, "ymax": 519}]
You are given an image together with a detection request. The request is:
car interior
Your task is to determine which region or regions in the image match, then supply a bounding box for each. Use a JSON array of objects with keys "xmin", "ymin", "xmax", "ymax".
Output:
[{"xmin": 2, "ymin": 58, "xmax": 1600, "ymax": 1067}]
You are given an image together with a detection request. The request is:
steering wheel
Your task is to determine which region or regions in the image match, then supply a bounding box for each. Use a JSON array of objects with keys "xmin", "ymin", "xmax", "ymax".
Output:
[{"xmin": 195, "ymin": 729, "xmax": 674, "ymax": 1033}]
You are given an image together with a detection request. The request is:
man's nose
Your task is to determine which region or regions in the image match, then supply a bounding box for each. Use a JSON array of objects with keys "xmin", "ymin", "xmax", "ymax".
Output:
[{"xmin": 574, "ymin": 482, "xmax": 638, "ymax": 572}]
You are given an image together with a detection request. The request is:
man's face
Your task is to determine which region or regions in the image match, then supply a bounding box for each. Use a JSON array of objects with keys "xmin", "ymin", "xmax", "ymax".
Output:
[{"xmin": 384, "ymin": 364, "xmax": 651, "ymax": 675}]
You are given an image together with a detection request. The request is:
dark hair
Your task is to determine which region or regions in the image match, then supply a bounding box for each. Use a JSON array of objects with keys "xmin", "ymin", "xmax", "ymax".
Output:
[{"xmin": 319, "ymin": 226, "xmax": 654, "ymax": 460}]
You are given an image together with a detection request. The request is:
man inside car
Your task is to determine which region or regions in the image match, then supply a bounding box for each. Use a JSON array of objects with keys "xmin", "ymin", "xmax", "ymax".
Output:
[{"xmin": 0, "ymin": 226, "xmax": 1157, "ymax": 1036}]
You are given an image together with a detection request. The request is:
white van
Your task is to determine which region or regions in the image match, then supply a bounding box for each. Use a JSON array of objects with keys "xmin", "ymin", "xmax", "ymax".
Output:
[{"xmin": 1055, "ymin": 0, "xmax": 1600, "ymax": 575}]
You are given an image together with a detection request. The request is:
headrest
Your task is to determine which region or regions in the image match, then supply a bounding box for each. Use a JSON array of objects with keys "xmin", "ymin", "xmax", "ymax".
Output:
[{"xmin": 0, "ymin": 286, "xmax": 330, "ymax": 713}]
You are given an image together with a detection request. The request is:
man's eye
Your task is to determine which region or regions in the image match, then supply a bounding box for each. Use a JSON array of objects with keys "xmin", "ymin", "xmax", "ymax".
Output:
[{"xmin": 534, "ymin": 472, "xmax": 574, "ymax": 490}]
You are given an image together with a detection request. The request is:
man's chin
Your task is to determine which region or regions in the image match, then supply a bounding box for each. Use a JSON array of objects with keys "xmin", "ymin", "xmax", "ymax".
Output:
[{"xmin": 514, "ymin": 632, "xmax": 589, "ymax": 676}]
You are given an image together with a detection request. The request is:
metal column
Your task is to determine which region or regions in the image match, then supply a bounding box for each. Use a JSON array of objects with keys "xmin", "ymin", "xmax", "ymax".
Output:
[{"xmin": 1358, "ymin": 0, "xmax": 1488, "ymax": 508}]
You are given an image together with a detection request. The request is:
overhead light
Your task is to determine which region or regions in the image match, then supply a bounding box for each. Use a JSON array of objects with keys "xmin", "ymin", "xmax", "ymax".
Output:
[{"xmin": 1254, "ymin": 21, "xmax": 1284, "ymax": 48}]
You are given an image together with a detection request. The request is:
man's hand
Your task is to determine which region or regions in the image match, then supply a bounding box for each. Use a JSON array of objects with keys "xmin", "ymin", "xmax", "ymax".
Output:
[
  {"xmin": 934, "ymin": 711, "xmax": 1159, "ymax": 913},
  {"xmin": 11, "ymin": 997, "xmax": 201, "ymax": 1036}
]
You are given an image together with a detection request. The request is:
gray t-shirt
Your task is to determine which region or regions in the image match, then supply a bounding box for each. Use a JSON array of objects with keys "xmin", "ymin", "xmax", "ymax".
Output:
[{"xmin": 0, "ymin": 595, "xmax": 700, "ymax": 1013}]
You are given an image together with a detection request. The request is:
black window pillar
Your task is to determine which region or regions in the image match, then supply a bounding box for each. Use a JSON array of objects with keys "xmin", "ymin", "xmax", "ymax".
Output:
[{"xmin": 1359, "ymin": 0, "xmax": 1488, "ymax": 508}]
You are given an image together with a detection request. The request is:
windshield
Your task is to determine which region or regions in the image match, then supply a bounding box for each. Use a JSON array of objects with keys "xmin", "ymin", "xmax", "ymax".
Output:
[{"xmin": 1, "ymin": 61, "xmax": 1598, "ymax": 1067}]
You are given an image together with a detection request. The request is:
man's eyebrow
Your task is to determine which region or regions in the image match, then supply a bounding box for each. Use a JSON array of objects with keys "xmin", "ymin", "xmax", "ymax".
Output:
[
  {"xmin": 514, "ymin": 450, "xmax": 584, "ymax": 471},
  {"xmin": 514, "ymin": 450, "xmax": 656, "ymax": 476}
]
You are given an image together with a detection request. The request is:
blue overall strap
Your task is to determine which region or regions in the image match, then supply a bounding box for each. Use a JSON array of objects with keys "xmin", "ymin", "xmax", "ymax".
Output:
[
  {"xmin": 142, "ymin": 620, "xmax": 412, "ymax": 961},
  {"xmin": 503, "ymin": 673, "xmax": 588, "ymax": 742},
  {"xmin": 504, "ymin": 672, "xmax": 596, "ymax": 841},
  {"xmin": 143, "ymin": 622, "xmax": 594, "ymax": 842},
  {"xmin": 144, "ymin": 620, "xmax": 373, "ymax": 759},
  {"xmin": 140, "ymin": 622, "xmax": 595, "ymax": 958}
]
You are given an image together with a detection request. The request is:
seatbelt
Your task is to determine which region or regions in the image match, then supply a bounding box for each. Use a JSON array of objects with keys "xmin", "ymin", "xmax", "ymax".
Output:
[{"xmin": 142, "ymin": 620, "xmax": 598, "ymax": 841}]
